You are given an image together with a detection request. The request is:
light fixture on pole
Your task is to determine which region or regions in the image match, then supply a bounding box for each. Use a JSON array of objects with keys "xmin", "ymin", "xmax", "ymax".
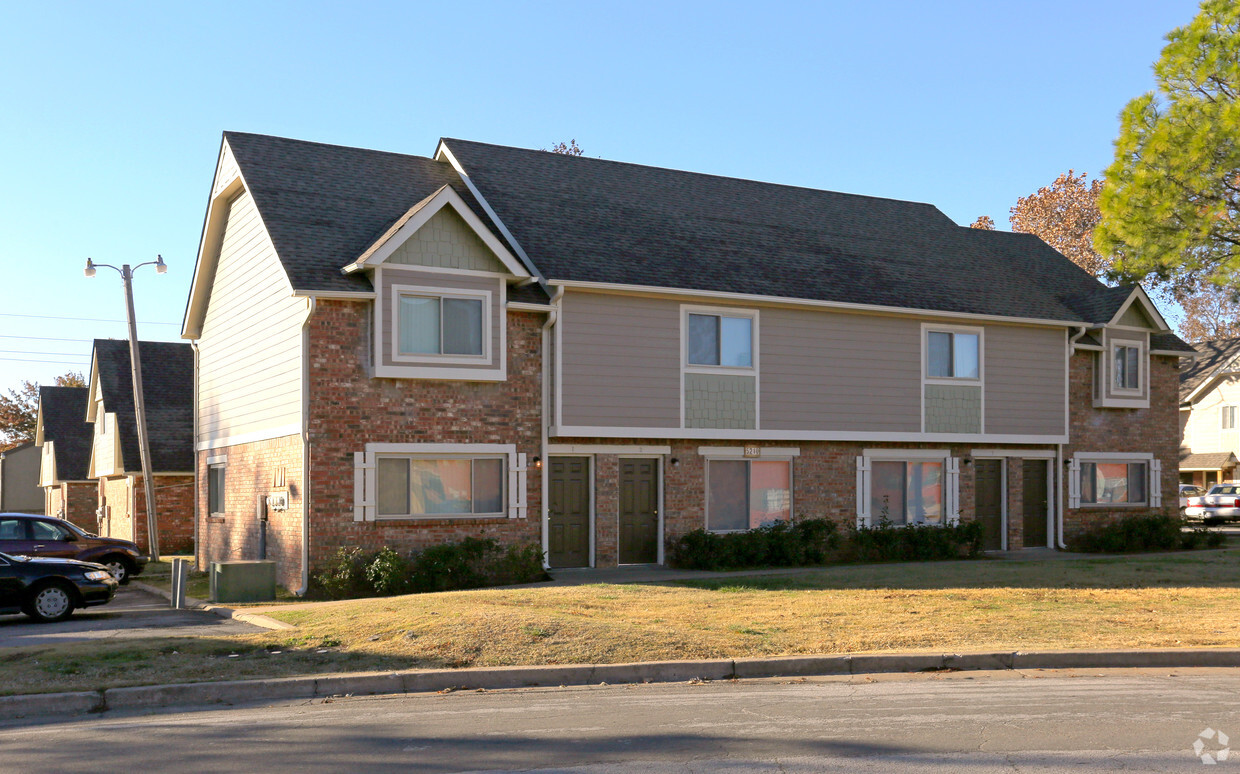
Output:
[{"xmin": 85, "ymin": 255, "xmax": 168, "ymax": 561}]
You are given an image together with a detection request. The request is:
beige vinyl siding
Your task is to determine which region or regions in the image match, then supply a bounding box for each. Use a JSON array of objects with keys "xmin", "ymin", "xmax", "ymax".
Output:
[
  {"xmin": 92, "ymin": 409, "xmax": 120, "ymax": 476},
  {"xmin": 560, "ymin": 291, "xmax": 680, "ymax": 428},
  {"xmin": 39, "ymin": 442, "xmax": 56, "ymax": 486},
  {"xmin": 197, "ymin": 189, "xmax": 304, "ymax": 443},
  {"xmin": 378, "ymin": 266, "xmax": 503, "ymax": 371},
  {"xmin": 1184, "ymin": 376, "xmax": 1240, "ymax": 457},
  {"xmin": 761, "ymin": 308, "xmax": 920, "ymax": 432},
  {"xmin": 984, "ymin": 324, "xmax": 1066, "ymax": 435},
  {"xmin": 1117, "ymin": 303, "xmax": 1157, "ymax": 329}
]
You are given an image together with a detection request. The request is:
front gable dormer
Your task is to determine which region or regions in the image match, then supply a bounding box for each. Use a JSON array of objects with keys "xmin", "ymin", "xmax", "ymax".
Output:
[
  {"xmin": 1091, "ymin": 287, "xmax": 1171, "ymax": 410},
  {"xmin": 344, "ymin": 185, "xmax": 534, "ymax": 381}
]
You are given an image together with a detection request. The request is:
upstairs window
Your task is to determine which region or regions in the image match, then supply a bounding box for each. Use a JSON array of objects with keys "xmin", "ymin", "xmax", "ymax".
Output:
[
  {"xmin": 688, "ymin": 312, "xmax": 753, "ymax": 368},
  {"xmin": 397, "ymin": 293, "xmax": 485, "ymax": 357},
  {"xmin": 1224, "ymin": 406, "xmax": 1239, "ymax": 430},
  {"xmin": 1113, "ymin": 344, "xmax": 1140, "ymax": 390},
  {"xmin": 927, "ymin": 330, "xmax": 979, "ymax": 379}
]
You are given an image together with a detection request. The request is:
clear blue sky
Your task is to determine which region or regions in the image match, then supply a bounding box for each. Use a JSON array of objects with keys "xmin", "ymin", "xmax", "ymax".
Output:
[{"xmin": 0, "ymin": 0, "xmax": 1200, "ymax": 392}]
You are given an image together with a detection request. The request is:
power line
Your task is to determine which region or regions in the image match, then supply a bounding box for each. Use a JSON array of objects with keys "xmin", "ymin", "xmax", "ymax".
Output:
[
  {"xmin": 0, "ymin": 349, "xmax": 87, "ymax": 357},
  {"xmin": 0, "ymin": 312, "xmax": 178, "ymax": 325},
  {"xmin": 0, "ymin": 335, "xmax": 93, "ymax": 343},
  {"xmin": 0, "ymin": 357, "xmax": 88, "ymax": 365}
]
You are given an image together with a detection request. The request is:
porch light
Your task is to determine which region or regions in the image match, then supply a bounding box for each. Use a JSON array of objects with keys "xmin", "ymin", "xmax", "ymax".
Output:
[{"xmin": 532, "ymin": 456, "xmax": 542, "ymax": 470}]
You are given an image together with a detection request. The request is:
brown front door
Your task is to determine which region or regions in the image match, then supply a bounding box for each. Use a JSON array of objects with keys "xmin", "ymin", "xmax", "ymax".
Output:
[
  {"xmin": 619, "ymin": 458, "xmax": 659, "ymax": 564},
  {"xmin": 548, "ymin": 457, "xmax": 590, "ymax": 568},
  {"xmin": 975, "ymin": 459, "xmax": 1004, "ymax": 551},
  {"xmin": 1022, "ymin": 459, "xmax": 1049, "ymax": 548}
]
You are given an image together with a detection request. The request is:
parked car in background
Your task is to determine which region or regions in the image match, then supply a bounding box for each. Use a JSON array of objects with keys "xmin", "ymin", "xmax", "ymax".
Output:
[
  {"xmin": 0, "ymin": 551, "xmax": 118, "ymax": 622},
  {"xmin": 1180, "ymin": 484, "xmax": 1205, "ymax": 511},
  {"xmin": 0, "ymin": 513, "xmax": 147, "ymax": 583},
  {"xmin": 1183, "ymin": 484, "xmax": 1240, "ymax": 526}
]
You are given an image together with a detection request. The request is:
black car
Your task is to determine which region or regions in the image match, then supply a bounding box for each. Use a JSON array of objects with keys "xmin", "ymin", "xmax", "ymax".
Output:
[{"xmin": 0, "ymin": 551, "xmax": 118, "ymax": 622}]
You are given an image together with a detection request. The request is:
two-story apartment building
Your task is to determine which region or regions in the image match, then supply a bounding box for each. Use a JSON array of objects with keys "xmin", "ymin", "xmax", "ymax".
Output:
[
  {"xmin": 87, "ymin": 339, "xmax": 195, "ymax": 553},
  {"xmin": 1178, "ymin": 337, "xmax": 1240, "ymax": 487},
  {"xmin": 184, "ymin": 132, "xmax": 1194, "ymax": 592},
  {"xmin": 35, "ymin": 386, "xmax": 95, "ymax": 529}
]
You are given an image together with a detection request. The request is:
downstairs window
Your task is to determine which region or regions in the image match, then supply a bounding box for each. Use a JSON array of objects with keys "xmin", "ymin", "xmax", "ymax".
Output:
[
  {"xmin": 377, "ymin": 456, "xmax": 505, "ymax": 518},
  {"xmin": 706, "ymin": 459, "xmax": 791, "ymax": 532}
]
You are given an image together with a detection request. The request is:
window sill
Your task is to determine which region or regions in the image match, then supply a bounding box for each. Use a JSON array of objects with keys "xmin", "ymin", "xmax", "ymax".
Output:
[
  {"xmin": 206, "ymin": 516, "xmax": 226, "ymax": 524},
  {"xmin": 375, "ymin": 514, "xmax": 509, "ymax": 522},
  {"xmin": 1077, "ymin": 503, "xmax": 1149, "ymax": 509}
]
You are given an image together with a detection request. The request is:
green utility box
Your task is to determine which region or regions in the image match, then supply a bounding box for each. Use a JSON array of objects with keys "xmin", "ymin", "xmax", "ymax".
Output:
[{"xmin": 210, "ymin": 560, "xmax": 277, "ymax": 603}]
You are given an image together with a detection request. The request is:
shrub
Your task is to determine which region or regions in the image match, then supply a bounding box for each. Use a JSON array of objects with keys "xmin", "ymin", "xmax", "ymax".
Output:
[
  {"xmin": 312, "ymin": 539, "xmax": 549, "ymax": 600},
  {"xmin": 1069, "ymin": 512, "xmax": 1225, "ymax": 553},
  {"xmin": 667, "ymin": 518, "xmax": 843, "ymax": 570},
  {"xmin": 314, "ymin": 547, "xmax": 370, "ymax": 599},
  {"xmin": 667, "ymin": 517, "xmax": 983, "ymax": 571}
]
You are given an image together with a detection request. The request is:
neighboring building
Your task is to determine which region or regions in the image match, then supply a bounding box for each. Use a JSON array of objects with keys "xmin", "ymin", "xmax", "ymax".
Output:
[
  {"xmin": 184, "ymin": 132, "xmax": 1195, "ymax": 592},
  {"xmin": 1178, "ymin": 337, "xmax": 1240, "ymax": 486},
  {"xmin": 0, "ymin": 442, "xmax": 43, "ymax": 514},
  {"xmin": 35, "ymin": 386, "xmax": 95, "ymax": 529},
  {"xmin": 87, "ymin": 339, "xmax": 195, "ymax": 553}
]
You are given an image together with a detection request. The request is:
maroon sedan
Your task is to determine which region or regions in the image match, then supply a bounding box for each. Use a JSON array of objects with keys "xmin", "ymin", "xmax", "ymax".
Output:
[{"xmin": 0, "ymin": 513, "xmax": 147, "ymax": 584}]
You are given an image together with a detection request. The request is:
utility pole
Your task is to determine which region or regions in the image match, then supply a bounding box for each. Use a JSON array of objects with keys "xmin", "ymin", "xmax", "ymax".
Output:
[{"xmin": 86, "ymin": 255, "xmax": 167, "ymax": 561}]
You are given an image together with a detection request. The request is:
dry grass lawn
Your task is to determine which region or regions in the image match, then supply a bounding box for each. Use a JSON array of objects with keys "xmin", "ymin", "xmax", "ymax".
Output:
[{"xmin": 4, "ymin": 548, "xmax": 1239, "ymax": 696}]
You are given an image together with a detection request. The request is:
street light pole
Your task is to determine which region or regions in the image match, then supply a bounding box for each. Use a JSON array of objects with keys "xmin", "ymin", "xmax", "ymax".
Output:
[{"xmin": 86, "ymin": 255, "xmax": 167, "ymax": 561}]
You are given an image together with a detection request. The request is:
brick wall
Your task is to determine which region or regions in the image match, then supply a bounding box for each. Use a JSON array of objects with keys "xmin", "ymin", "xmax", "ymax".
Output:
[
  {"xmin": 46, "ymin": 482, "xmax": 98, "ymax": 532},
  {"xmin": 303, "ymin": 300, "xmax": 544, "ymax": 581},
  {"xmin": 96, "ymin": 474, "xmax": 195, "ymax": 554},
  {"xmin": 197, "ymin": 434, "xmax": 304, "ymax": 589},
  {"xmin": 1061, "ymin": 351, "xmax": 1181, "ymax": 541}
]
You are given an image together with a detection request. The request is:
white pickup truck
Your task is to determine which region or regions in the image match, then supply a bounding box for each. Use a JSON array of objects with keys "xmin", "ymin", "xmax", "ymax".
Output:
[{"xmin": 1184, "ymin": 483, "xmax": 1240, "ymax": 525}]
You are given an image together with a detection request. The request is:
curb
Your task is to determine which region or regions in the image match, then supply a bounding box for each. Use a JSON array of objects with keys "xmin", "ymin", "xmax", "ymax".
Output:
[
  {"xmin": 129, "ymin": 581, "xmax": 295, "ymax": 631},
  {"xmin": 4, "ymin": 648, "xmax": 1238, "ymax": 720}
]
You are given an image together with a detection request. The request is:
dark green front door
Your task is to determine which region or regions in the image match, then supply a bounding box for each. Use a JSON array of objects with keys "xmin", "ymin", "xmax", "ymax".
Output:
[
  {"xmin": 548, "ymin": 457, "xmax": 590, "ymax": 568},
  {"xmin": 1022, "ymin": 459, "xmax": 1049, "ymax": 548},
  {"xmin": 619, "ymin": 459, "xmax": 659, "ymax": 564},
  {"xmin": 975, "ymin": 459, "xmax": 1004, "ymax": 551}
]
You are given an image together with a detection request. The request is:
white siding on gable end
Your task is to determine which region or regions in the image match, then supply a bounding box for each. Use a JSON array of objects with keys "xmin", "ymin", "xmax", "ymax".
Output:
[
  {"xmin": 213, "ymin": 142, "xmax": 241, "ymax": 198},
  {"xmin": 92, "ymin": 410, "xmax": 119, "ymax": 477},
  {"xmin": 197, "ymin": 189, "xmax": 304, "ymax": 445},
  {"xmin": 1184, "ymin": 375, "xmax": 1240, "ymax": 457},
  {"xmin": 385, "ymin": 207, "xmax": 507, "ymax": 273}
]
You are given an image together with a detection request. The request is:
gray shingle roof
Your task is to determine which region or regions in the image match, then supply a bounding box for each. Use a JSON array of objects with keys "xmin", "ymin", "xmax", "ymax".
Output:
[
  {"xmin": 1181, "ymin": 336, "xmax": 1240, "ymax": 401},
  {"xmin": 223, "ymin": 132, "xmax": 506, "ymax": 294},
  {"xmin": 1151, "ymin": 332, "xmax": 1198, "ymax": 354},
  {"xmin": 93, "ymin": 340, "xmax": 194, "ymax": 473},
  {"xmin": 37, "ymin": 387, "xmax": 92, "ymax": 482},
  {"xmin": 442, "ymin": 138, "xmax": 1135, "ymax": 324},
  {"xmin": 1180, "ymin": 451, "xmax": 1237, "ymax": 470},
  {"xmin": 218, "ymin": 132, "xmax": 1185, "ymax": 329}
]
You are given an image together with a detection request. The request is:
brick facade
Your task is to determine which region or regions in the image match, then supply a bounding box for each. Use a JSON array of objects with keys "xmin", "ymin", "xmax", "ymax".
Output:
[
  {"xmin": 45, "ymin": 482, "xmax": 97, "ymax": 532},
  {"xmin": 1060, "ymin": 351, "xmax": 1180, "ymax": 541},
  {"xmin": 197, "ymin": 434, "xmax": 304, "ymax": 589},
  {"xmin": 96, "ymin": 474, "xmax": 195, "ymax": 554}
]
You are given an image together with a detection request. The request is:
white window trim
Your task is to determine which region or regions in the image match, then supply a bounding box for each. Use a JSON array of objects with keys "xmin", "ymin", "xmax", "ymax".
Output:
[
  {"xmin": 856, "ymin": 450, "xmax": 960, "ymax": 528},
  {"xmin": 922, "ymin": 323, "xmax": 984, "ymax": 385},
  {"xmin": 681, "ymin": 305, "xmax": 759, "ymax": 376},
  {"xmin": 390, "ymin": 283, "xmax": 493, "ymax": 366},
  {"xmin": 703, "ymin": 454, "xmax": 793, "ymax": 534},
  {"xmin": 1110, "ymin": 340, "xmax": 1143, "ymax": 394},
  {"xmin": 1221, "ymin": 405, "xmax": 1237, "ymax": 430},
  {"xmin": 354, "ymin": 443, "xmax": 525, "ymax": 522},
  {"xmin": 1068, "ymin": 452, "xmax": 1160, "ymax": 509}
]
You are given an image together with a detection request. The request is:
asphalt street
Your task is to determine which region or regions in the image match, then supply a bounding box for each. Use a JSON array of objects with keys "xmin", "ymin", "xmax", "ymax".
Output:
[
  {"xmin": 0, "ymin": 585, "xmax": 260, "ymax": 647},
  {"xmin": 2, "ymin": 668, "xmax": 1237, "ymax": 773}
]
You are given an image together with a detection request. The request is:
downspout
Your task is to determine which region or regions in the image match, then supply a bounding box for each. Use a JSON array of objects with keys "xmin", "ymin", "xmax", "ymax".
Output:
[
  {"xmin": 1058, "ymin": 325, "xmax": 1088, "ymax": 549},
  {"xmin": 191, "ymin": 341, "xmax": 200, "ymax": 569},
  {"xmin": 540, "ymin": 285, "xmax": 564, "ymax": 570},
  {"xmin": 296, "ymin": 296, "xmax": 316, "ymax": 596}
]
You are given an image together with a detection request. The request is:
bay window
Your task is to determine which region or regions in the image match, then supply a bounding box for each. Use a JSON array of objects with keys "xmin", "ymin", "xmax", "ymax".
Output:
[{"xmin": 706, "ymin": 459, "xmax": 791, "ymax": 531}]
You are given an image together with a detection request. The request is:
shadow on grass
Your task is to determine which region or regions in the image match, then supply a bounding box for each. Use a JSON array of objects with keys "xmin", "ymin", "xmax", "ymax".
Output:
[{"xmin": 661, "ymin": 547, "xmax": 1240, "ymax": 593}]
